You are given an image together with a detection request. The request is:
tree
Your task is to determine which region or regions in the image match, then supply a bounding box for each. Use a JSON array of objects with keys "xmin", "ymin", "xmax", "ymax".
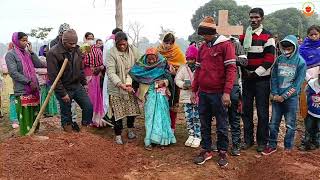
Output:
[
  {"xmin": 189, "ymin": 0, "xmax": 251, "ymax": 42},
  {"xmin": 115, "ymin": 0, "xmax": 123, "ymax": 29},
  {"xmin": 28, "ymin": 27, "xmax": 53, "ymax": 40},
  {"xmin": 264, "ymin": 8, "xmax": 320, "ymax": 38},
  {"xmin": 27, "ymin": 27, "xmax": 53, "ymax": 53},
  {"xmin": 159, "ymin": 26, "xmax": 175, "ymax": 41},
  {"xmin": 127, "ymin": 21, "xmax": 143, "ymax": 47}
]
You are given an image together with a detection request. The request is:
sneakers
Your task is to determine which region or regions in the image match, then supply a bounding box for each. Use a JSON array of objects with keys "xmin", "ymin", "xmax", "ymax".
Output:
[
  {"xmin": 194, "ymin": 150, "xmax": 213, "ymax": 165},
  {"xmin": 115, "ymin": 135, "xmax": 124, "ymax": 145},
  {"xmin": 218, "ymin": 151, "xmax": 228, "ymax": 167},
  {"xmin": 231, "ymin": 146, "xmax": 241, "ymax": 156},
  {"xmin": 191, "ymin": 138, "xmax": 201, "ymax": 148},
  {"xmin": 261, "ymin": 146, "xmax": 277, "ymax": 156},
  {"xmin": 185, "ymin": 136, "xmax": 194, "ymax": 147},
  {"xmin": 128, "ymin": 129, "xmax": 136, "ymax": 139}
]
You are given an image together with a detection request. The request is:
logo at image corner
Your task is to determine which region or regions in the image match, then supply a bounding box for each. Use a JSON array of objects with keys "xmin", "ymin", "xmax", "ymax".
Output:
[{"xmin": 302, "ymin": 1, "xmax": 315, "ymax": 17}]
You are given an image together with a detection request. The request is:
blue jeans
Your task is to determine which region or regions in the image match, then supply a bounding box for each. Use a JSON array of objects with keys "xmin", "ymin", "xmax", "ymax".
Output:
[
  {"xmin": 303, "ymin": 114, "xmax": 320, "ymax": 147},
  {"xmin": 242, "ymin": 79, "xmax": 270, "ymax": 146},
  {"xmin": 199, "ymin": 92, "xmax": 228, "ymax": 151},
  {"xmin": 228, "ymin": 85, "xmax": 241, "ymax": 147},
  {"xmin": 56, "ymin": 85, "xmax": 93, "ymax": 126},
  {"xmin": 268, "ymin": 96, "xmax": 298, "ymax": 149}
]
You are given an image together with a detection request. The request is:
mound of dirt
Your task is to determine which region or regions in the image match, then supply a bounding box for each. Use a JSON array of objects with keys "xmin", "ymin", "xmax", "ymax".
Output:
[
  {"xmin": 0, "ymin": 132, "xmax": 149, "ymax": 180},
  {"xmin": 239, "ymin": 151, "xmax": 320, "ymax": 180}
]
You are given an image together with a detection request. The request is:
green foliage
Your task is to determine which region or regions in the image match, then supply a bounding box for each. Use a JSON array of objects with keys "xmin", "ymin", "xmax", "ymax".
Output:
[
  {"xmin": 189, "ymin": 0, "xmax": 320, "ymax": 41},
  {"xmin": 189, "ymin": 0, "xmax": 251, "ymax": 41},
  {"xmin": 264, "ymin": 8, "xmax": 308, "ymax": 38},
  {"xmin": 28, "ymin": 27, "xmax": 53, "ymax": 40}
]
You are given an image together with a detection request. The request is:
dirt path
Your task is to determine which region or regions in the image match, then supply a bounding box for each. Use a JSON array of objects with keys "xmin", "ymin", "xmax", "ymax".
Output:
[{"xmin": 0, "ymin": 111, "xmax": 320, "ymax": 179}]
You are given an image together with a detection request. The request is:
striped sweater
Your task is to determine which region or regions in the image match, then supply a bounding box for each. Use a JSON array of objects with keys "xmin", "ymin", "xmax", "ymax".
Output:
[
  {"xmin": 239, "ymin": 28, "xmax": 276, "ymax": 79},
  {"xmin": 82, "ymin": 45, "xmax": 103, "ymax": 68}
]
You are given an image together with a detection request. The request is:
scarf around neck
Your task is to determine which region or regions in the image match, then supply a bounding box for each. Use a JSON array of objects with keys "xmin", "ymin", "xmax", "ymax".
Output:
[{"xmin": 243, "ymin": 24, "xmax": 263, "ymax": 53}]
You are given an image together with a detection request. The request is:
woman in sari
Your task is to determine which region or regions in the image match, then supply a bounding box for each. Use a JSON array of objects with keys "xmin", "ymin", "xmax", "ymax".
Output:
[
  {"xmin": 36, "ymin": 45, "xmax": 59, "ymax": 117},
  {"xmin": 81, "ymin": 32, "xmax": 106, "ymax": 127},
  {"xmin": 130, "ymin": 48, "xmax": 176, "ymax": 150},
  {"xmin": 158, "ymin": 32, "xmax": 186, "ymax": 132},
  {"xmin": 5, "ymin": 32, "xmax": 46, "ymax": 135}
]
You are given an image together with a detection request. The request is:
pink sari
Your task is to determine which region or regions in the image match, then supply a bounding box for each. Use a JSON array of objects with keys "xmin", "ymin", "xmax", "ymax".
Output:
[{"xmin": 83, "ymin": 45, "xmax": 106, "ymax": 127}]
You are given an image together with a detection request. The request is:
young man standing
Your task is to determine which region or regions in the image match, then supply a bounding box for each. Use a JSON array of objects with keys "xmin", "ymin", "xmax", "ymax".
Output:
[
  {"xmin": 239, "ymin": 8, "xmax": 276, "ymax": 152},
  {"xmin": 192, "ymin": 16, "xmax": 237, "ymax": 167}
]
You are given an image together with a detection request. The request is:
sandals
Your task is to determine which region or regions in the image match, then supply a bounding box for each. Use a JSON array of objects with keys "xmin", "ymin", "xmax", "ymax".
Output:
[{"xmin": 145, "ymin": 145, "xmax": 152, "ymax": 151}]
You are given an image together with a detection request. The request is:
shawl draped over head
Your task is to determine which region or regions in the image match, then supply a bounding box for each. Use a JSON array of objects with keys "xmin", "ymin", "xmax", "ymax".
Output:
[
  {"xmin": 299, "ymin": 37, "xmax": 320, "ymax": 68},
  {"xmin": 129, "ymin": 48, "xmax": 173, "ymax": 101},
  {"xmin": 158, "ymin": 33, "xmax": 186, "ymax": 67},
  {"xmin": 12, "ymin": 32, "xmax": 39, "ymax": 97}
]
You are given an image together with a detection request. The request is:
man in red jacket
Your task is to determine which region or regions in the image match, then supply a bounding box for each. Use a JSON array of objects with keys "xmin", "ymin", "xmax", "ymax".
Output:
[{"xmin": 192, "ymin": 16, "xmax": 237, "ymax": 167}]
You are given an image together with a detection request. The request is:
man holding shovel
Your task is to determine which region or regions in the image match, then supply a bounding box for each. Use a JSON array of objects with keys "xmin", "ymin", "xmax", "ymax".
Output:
[{"xmin": 47, "ymin": 29, "xmax": 93, "ymax": 132}]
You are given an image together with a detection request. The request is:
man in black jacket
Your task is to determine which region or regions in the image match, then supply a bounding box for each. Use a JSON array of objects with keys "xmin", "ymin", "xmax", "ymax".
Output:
[{"xmin": 47, "ymin": 29, "xmax": 93, "ymax": 132}]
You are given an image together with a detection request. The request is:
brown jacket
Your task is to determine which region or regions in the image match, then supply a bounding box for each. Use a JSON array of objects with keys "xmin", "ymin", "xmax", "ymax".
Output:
[{"xmin": 46, "ymin": 41, "xmax": 86, "ymax": 97}]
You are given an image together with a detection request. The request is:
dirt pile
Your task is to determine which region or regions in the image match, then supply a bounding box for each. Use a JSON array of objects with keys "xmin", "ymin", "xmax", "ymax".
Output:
[
  {"xmin": 240, "ymin": 150, "xmax": 320, "ymax": 180},
  {"xmin": 0, "ymin": 132, "xmax": 149, "ymax": 180}
]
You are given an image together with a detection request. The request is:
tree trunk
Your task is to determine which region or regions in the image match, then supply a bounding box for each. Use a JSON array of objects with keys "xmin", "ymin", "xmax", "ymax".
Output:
[{"xmin": 115, "ymin": 0, "xmax": 123, "ymax": 29}]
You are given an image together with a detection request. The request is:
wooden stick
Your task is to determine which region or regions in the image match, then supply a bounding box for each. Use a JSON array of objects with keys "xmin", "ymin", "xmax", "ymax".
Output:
[{"xmin": 27, "ymin": 58, "xmax": 69, "ymax": 136}]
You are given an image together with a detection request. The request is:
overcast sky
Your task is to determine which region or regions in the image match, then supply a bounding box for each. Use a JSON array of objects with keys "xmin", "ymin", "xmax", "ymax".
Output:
[{"xmin": 0, "ymin": 0, "xmax": 318, "ymax": 43}]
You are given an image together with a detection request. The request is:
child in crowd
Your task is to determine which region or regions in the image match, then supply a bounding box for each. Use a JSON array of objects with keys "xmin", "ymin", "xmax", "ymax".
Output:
[
  {"xmin": 175, "ymin": 45, "xmax": 201, "ymax": 148},
  {"xmin": 36, "ymin": 45, "xmax": 59, "ymax": 117},
  {"xmin": 262, "ymin": 35, "xmax": 306, "ymax": 155},
  {"xmin": 1, "ymin": 43, "xmax": 19, "ymax": 128},
  {"xmin": 299, "ymin": 25, "xmax": 320, "ymax": 150}
]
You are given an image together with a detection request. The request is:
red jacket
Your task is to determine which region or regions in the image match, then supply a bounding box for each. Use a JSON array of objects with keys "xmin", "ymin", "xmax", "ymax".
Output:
[{"xmin": 192, "ymin": 35, "xmax": 237, "ymax": 94}]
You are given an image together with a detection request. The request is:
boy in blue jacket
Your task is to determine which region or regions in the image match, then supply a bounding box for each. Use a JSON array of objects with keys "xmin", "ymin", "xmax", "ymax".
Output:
[{"xmin": 262, "ymin": 35, "xmax": 306, "ymax": 155}]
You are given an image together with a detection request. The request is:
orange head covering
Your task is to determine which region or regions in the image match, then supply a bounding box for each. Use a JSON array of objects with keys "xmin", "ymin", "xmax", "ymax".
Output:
[{"xmin": 145, "ymin": 47, "xmax": 158, "ymax": 55}]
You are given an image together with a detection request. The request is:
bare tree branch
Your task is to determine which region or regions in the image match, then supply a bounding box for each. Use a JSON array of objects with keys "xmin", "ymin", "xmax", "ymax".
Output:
[{"xmin": 127, "ymin": 21, "xmax": 144, "ymax": 47}]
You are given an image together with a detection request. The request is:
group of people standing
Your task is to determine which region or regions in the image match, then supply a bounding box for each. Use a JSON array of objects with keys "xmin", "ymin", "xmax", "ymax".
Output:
[{"xmin": 1, "ymin": 6, "xmax": 320, "ymax": 168}]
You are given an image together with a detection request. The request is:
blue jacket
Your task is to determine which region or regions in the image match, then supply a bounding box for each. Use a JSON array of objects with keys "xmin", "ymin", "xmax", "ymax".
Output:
[{"xmin": 271, "ymin": 35, "xmax": 307, "ymax": 100}]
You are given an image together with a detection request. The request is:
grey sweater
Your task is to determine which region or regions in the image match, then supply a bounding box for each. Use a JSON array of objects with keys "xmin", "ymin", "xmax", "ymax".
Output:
[{"xmin": 5, "ymin": 50, "xmax": 45, "ymax": 96}]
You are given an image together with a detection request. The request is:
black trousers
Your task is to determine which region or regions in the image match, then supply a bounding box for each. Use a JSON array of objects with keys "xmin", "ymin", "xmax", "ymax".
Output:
[{"xmin": 114, "ymin": 116, "xmax": 135, "ymax": 135}]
